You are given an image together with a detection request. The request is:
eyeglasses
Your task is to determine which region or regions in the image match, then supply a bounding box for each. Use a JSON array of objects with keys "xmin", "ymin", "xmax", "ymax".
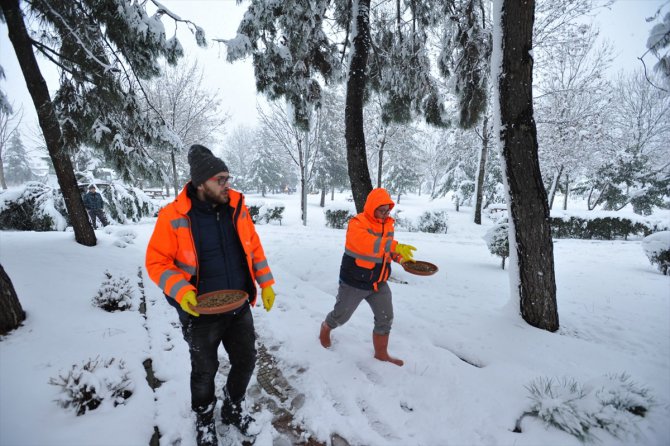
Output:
[
  {"xmin": 375, "ymin": 206, "xmax": 391, "ymax": 215},
  {"xmin": 209, "ymin": 175, "xmax": 233, "ymax": 185}
]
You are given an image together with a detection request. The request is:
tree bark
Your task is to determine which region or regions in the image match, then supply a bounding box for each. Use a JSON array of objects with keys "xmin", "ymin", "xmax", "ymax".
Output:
[
  {"xmin": 320, "ymin": 187, "xmax": 326, "ymax": 207},
  {"xmin": 0, "ymin": 263, "xmax": 25, "ymax": 335},
  {"xmin": 2, "ymin": 0, "xmax": 96, "ymax": 246},
  {"xmin": 547, "ymin": 165, "xmax": 563, "ymax": 210},
  {"xmin": 496, "ymin": 0, "xmax": 558, "ymax": 332},
  {"xmin": 170, "ymin": 150, "xmax": 179, "ymax": 197},
  {"xmin": 376, "ymin": 125, "xmax": 387, "ymax": 188},
  {"xmin": 563, "ymin": 174, "xmax": 569, "ymax": 210},
  {"xmin": 0, "ymin": 154, "xmax": 7, "ymax": 189},
  {"xmin": 345, "ymin": 0, "xmax": 373, "ymax": 213},
  {"xmin": 474, "ymin": 116, "xmax": 489, "ymax": 225}
]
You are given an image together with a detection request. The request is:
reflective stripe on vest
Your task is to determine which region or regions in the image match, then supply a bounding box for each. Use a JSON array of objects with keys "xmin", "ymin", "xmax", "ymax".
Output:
[{"xmin": 344, "ymin": 248, "xmax": 384, "ymax": 264}]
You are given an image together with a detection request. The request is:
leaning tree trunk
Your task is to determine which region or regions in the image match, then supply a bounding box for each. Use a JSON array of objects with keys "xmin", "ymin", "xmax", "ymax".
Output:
[
  {"xmin": 170, "ymin": 150, "xmax": 179, "ymax": 197},
  {"xmin": 494, "ymin": 0, "xmax": 558, "ymax": 332},
  {"xmin": 345, "ymin": 0, "xmax": 373, "ymax": 213},
  {"xmin": 2, "ymin": 0, "xmax": 95, "ymax": 246},
  {"xmin": 474, "ymin": 116, "xmax": 489, "ymax": 225},
  {"xmin": 0, "ymin": 263, "xmax": 25, "ymax": 335}
]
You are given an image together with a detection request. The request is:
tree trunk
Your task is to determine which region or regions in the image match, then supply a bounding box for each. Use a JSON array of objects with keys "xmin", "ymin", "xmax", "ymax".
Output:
[
  {"xmin": 331, "ymin": 184, "xmax": 335, "ymax": 201},
  {"xmin": 170, "ymin": 150, "xmax": 179, "ymax": 197},
  {"xmin": 345, "ymin": 0, "xmax": 373, "ymax": 213},
  {"xmin": 0, "ymin": 263, "xmax": 26, "ymax": 335},
  {"xmin": 2, "ymin": 0, "xmax": 96, "ymax": 246},
  {"xmin": 563, "ymin": 174, "xmax": 569, "ymax": 210},
  {"xmin": 547, "ymin": 165, "xmax": 563, "ymax": 210},
  {"xmin": 376, "ymin": 125, "xmax": 387, "ymax": 188},
  {"xmin": 320, "ymin": 187, "xmax": 326, "ymax": 207},
  {"xmin": 474, "ymin": 116, "xmax": 489, "ymax": 225},
  {"xmin": 0, "ymin": 154, "xmax": 7, "ymax": 189},
  {"xmin": 494, "ymin": 0, "xmax": 558, "ymax": 332}
]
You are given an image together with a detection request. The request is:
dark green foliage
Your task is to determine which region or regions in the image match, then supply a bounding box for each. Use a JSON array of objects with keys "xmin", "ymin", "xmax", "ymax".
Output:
[
  {"xmin": 247, "ymin": 203, "xmax": 262, "ymax": 223},
  {"xmin": 549, "ymin": 215, "xmax": 665, "ymax": 240},
  {"xmin": 100, "ymin": 185, "xmax": 157, "ymax": 224},
  {"xmin": 263, "ymin": 204, "xmax": 285, "ymax": 225},
  {"xmin": 325, "ymin": 208, "xmax": 355, "ymax": 229},
  {"xmin": 0, "ymin": 182, "xmax": 61, "ymax": 231},
  {"xmin": 25, "ymin": 0, "xmax": 203, "ymax": 184}
]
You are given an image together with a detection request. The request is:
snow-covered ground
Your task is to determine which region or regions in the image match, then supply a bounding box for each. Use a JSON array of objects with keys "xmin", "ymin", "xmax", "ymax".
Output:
[{"xmin": 1, "ymin": 191, "xmax": 668, "ymax": 446}]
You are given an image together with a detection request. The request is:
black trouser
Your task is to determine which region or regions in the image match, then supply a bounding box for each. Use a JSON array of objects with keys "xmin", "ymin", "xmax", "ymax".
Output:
[
  {"xmin": 87, "ymin": 208, "xmax": 108, "ymax": 228},
  {"xmin": 179, "ymin": 303, "xmax": 257, "ymax": 411}
]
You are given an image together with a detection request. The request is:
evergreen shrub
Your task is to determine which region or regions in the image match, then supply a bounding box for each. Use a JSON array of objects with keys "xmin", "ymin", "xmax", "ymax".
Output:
[
  {"xmin": 49, "ymin": 357, "xmax": 133, "ymax": 416},
  {"xmin": 92, "ymin": 271, "xmax": 136, "ymax": 312},
  {"xmin": 549, "ymin": 212, "xmax": 666, "ymax": 240},
  {"xmin": 519, "ymin": 373, "xmax": 654, "ymax": 442},
  {"xmin": 101, "ymin": 183, "xmax": 157, "ymax": 224},
  {"xmin": 0, "ymin": 182, "xmax": 67, "ymax": 231},
  {"xmin": 483, "ymin": 219, "xmax": 509, "ymax": 269},
  {"xmin": 416, "ymin": 210, "xmax": 449, "ymax": 233},
  {"xmin": 262, "ymin": 203, "xmax": 285, "ymax": 225},
  {"xmin": 247, "ymin": 203, "xmax": 262, "ymax": 223},
  {"xmin": 641, "ymin": 231, "xmax": 670, "ymax": 275},
  {"xmin": 325, "ymin": 206, "xmax": 356, "ymax": 229}
]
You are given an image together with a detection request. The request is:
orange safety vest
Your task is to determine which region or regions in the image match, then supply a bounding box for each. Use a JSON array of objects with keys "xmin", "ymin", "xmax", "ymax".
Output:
[
  {"xmin": 145, "ymin": 184, "xmax": 274, "ymax": 306},
  {"xmin": 342, "ymin": 188, "xmax": 401, "ymax": 291}
]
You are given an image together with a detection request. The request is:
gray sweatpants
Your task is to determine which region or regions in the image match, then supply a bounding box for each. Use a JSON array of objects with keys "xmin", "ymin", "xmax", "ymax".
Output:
[{"xmin": 325, "ymin": 281, "xmax": 394, "ymax": 335}]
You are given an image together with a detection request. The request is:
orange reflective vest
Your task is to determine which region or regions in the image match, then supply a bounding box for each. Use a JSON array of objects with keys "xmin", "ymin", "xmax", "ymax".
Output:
[
  {"xmin": 145, "ymin": 185, "xmax": 274, "ymax": 306},
  {"xmin": 340, "ymin": 188, "xmax": 401, "ymax": 291}
]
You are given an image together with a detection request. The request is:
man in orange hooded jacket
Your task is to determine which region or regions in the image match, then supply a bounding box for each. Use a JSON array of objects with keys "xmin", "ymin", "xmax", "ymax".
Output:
[
  {"xmin": 146, "ymin": 145, "xmax": 275, "ymax": 445},
  {"xmin": 319, "ymin": 188, "xmax": 416, "ymax": 366}
]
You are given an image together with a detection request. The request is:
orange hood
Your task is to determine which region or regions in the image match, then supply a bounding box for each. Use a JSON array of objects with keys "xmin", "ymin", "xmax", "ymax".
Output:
[{"xmin": 363, "ymin": 188, "xmax": 395, "ymax": 222}]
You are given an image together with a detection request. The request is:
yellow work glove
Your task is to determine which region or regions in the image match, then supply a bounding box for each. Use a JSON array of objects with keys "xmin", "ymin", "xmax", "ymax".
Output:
[
  {"xmin": 179, "ymin": 290, "xmax": 199, "ymax": 317},
  {"xmin": 396, "ymin": 243, "xmax": 417, "ymax": 263},
  {"xmin": 261, "ymin": 286, "xmax": 275, "ymax": 312}
]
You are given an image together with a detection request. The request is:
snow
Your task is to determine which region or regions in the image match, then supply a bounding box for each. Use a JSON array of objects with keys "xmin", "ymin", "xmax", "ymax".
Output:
[{"xmin": 1, "ymin": 192, "xmax": 669, "ymax": 446}]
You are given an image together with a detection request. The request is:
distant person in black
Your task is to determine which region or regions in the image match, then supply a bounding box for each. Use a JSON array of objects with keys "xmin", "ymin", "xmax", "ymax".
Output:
[{"xmin": 83, "ymin": 185, "xmax": 109, "ymax": 228}]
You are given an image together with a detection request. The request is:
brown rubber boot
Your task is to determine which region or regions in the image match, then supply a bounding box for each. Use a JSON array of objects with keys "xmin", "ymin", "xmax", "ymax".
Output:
[
  {"xmin": 373, "ymin": 333, "xmax": 404, "ymax": 366},
  {"xmin": 319, "ymin": 321, "xmax": 332, "ymax": 348}
]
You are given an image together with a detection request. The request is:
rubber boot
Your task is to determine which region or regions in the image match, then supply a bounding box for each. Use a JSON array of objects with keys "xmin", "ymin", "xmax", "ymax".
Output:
[
  {"xmin": 319, "ymin": 321, "xmax": 332, "ymax": 348},
  {"xmin": 372, "ymin": 333, "xmax": 404, "ymax": 366},
  {"xmin": 194, "ymin": 404, "xmax": 217, "ymax": 446}
]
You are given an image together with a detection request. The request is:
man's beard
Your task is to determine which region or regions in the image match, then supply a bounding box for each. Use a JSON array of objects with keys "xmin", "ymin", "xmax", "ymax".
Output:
[{"xmin": 201, "ymin": 183, "xmax": 229, "ymax": 204}]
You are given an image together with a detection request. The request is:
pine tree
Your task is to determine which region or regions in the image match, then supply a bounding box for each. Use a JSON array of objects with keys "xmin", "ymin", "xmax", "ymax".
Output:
[
  {"xmin": 1, "ymin": 0, "xmax": 203, "ymax": 246},
  {"xmin": 492, "ymin": 0, "xmax": 558, "ymax": 332},
  {"xmin": 4, "ymin": 132, "xmax": 33, "ymax": 185},
  {"xmin": 227, "ymin": 0, "xmax": 492, "ymax": 213}
]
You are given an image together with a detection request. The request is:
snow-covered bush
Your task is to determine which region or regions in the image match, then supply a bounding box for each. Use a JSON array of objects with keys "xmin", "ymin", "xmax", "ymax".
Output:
[
  {"xmin": 325, "ymin": 205, "xmax": 356, "ymax": 229},
  {"xmin": 0, "ymin": 182, "xmax": 67, "ymax": 231},
  {"xmin": 524, "ymin": 377, "xmax": 594, "ymax": 441},
  {"xmin": 518, "ymin": 374, "xmax": 653, "ymax": 442},
  {"xmin": 101, "ymin": 183, "xmax": 157, "ymax": 224},
  {"xmin": 484, "ymin": 220, "xmax": 509, "ymax": 269},
  {"xmin": 246, "ymin": 201, "xmax": 285, "ymax": 225},
  {"xmin": 92, "ymin": 271, "xmax": 136, "ymax": 312},
  {"xmin": 641, "ymin": 231, "xmax": 670, "ymax": 275},
  {"xmin": 549, "ymin": 211, "xmax": 666, "ymax": 240},
  {"xmin": 416, "ymin": 210, "xmax": 448, "ymax": 233},
  {"xmin": 246, "ymin": 202, "xmax": 263, "ymax": 223},
  {"xmin": 392, "ymin": 209, "xmax": 415, "ymax": 232},
  {"xmin": 264, "ymin": 203, "xmax": 285, "ymax": 225},
  {"xmin": 49, "ymin": 357, "xmax": 133, "ymax": 416}
]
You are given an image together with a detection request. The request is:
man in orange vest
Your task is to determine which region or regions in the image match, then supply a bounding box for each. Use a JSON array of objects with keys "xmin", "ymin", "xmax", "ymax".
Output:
[
  {"xmin": 146, "ymin": 145, "xmax": 276, "ymax": 445},
  {"xmin": 319, "ymin": 188, "xmax": 416, "ymax": 366}
]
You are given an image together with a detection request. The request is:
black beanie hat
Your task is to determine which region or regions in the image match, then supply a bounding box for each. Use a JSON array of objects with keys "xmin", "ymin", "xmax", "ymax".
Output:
[{"xmin": 188, "ymin": 144, "xmax": 228, "ymax": 187}]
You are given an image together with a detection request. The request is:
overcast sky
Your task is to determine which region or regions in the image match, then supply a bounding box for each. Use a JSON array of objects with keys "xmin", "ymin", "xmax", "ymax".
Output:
[{"xmin": 0, "ymin": 0, "xmax": 666, "ymax": 153}]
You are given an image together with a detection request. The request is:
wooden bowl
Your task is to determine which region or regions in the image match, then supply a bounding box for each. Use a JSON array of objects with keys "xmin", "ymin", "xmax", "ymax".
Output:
[
  {"xmin": 401, "ymin": 260, "xmax": 439, "ymax": 276},
  {"xmin": 194, "ymin": 290, "xmax": 249, "ymax": 314}
]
